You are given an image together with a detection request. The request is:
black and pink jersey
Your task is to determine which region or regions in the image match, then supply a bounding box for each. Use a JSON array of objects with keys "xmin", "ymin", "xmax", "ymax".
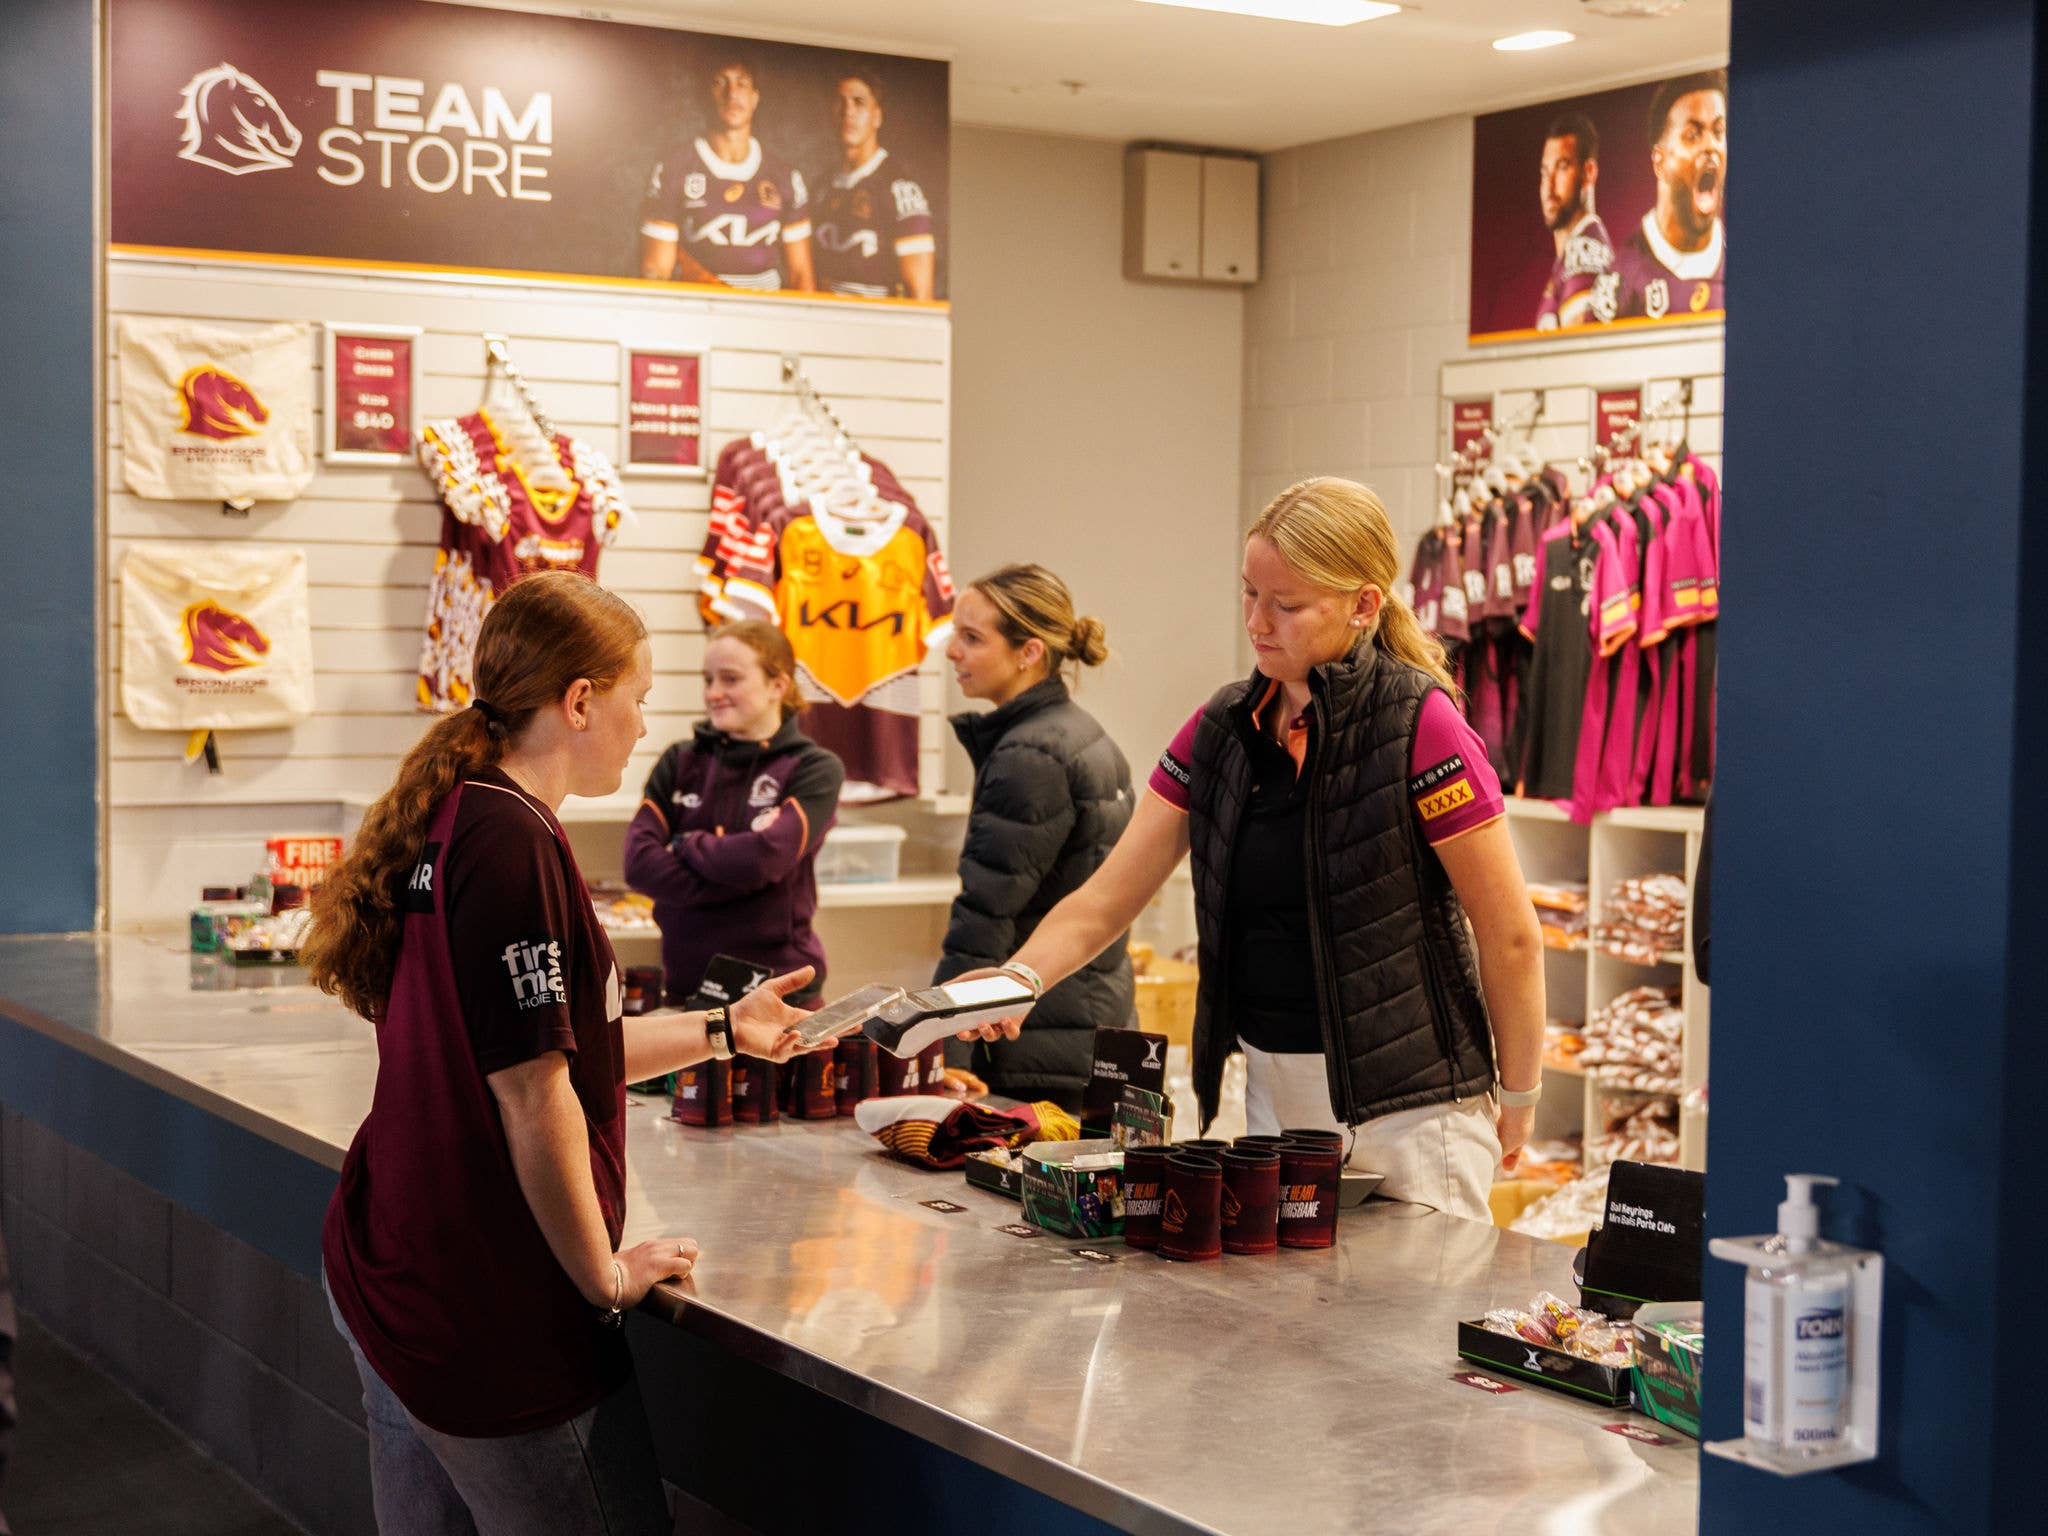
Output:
[
  {"xmin": 1536, "ymin": 210, "xmax": 1615, "ymax": 331},
  {"xmin": 1612, "ymin": 212, "xmax": 1724, "ymax": 322},
  {"xmin": 640, "ymin": 137, "xmax": 811, "ymax": 291},
  {"xmin": 811, "ymin": 148, "xmax": 935, "ymax": 299}
]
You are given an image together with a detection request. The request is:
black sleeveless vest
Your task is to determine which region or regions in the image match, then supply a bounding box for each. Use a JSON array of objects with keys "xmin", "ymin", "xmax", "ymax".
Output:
[{"xmin": 1185, "ymin": 640, "xmax": 1497, "ymax": 1129}]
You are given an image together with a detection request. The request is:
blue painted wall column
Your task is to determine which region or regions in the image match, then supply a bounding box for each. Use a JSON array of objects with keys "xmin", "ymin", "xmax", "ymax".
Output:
[
  {"xmin": 0, "ymin": 0, "xmax": 98, "ymax": 934},
  {"xmin": 1709, "ymin": 3, "xmax": 2042, "ymax": 1532}
]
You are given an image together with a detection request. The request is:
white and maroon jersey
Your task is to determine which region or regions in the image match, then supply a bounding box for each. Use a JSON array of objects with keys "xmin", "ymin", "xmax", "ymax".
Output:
[
  {"xmin": 415, "ymin": 411, "xmax": 627, "ymax": 712},
  {"xmin": 1536, "ymin": 210, "xmax": 1615, "ymax": 331},
  {"xmin": 640, "ymin": 138, "xmax": 811, "ymax": 291},
  {"xmin": 811, "ymin": 149, "xmax": 935, "ymax": 299},
  {"xmin": 1612, "ymin": 212, "xmax": 1724, "ymax": 322}
]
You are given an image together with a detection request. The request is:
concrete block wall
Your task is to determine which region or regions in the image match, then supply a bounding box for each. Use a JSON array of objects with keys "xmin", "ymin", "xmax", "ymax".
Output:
[
  {"xmin": 0, "ymin": 1107, "xmax": 374, "ymax": 1536},
  {"xmin": 1242, "ymin": 115, "xmax": 1473, "ymax": 560}
]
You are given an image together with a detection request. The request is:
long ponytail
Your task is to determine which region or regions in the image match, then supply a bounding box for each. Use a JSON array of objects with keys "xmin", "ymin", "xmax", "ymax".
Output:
[
  {"xmin": 303, "ymin": 572, "xmax": 647, "ymax": 1022},
  {"xmin": 1246, "ymin": 476, "xmax": 1457, "ymax": 694}
]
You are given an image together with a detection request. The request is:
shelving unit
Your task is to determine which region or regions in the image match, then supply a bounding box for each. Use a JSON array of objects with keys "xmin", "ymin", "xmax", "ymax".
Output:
[{"xmin": 1505, "ymin": 796, "xmax": 1710, "ymax": 1173}]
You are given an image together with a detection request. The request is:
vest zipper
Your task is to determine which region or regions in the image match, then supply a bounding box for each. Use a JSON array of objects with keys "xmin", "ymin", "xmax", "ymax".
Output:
[{"xmin": 1303, "ymin": 730, "xmax": 1359, "ymax": 1127}]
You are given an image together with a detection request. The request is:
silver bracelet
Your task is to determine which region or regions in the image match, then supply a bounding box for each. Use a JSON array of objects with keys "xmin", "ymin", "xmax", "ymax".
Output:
[{"xmin": 607, "ymin": 1260, "xmax": 624, "ymax": 1317}]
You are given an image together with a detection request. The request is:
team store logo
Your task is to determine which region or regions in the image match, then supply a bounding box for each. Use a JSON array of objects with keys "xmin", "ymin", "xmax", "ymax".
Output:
[
  {"xmin": 176, "ymin": 364, "xmax": 269, "ymax": 440},
  {"xmin": 503, "ymin": 937, "xmax": 567, "ymax": 1011},
  {"xmin": 180, "ymin": 600, "xmax": 271, "ymax": 674},
  {"xmin": 174, "ymin": 62, "xmax": 554, "ymax": 201},
  {"xmin": 177, "ymin": 63, "xmax": 303, "ymax": 175}
]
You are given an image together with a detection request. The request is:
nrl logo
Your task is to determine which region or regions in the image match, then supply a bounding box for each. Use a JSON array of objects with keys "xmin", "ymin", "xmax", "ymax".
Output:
[
  {"xmin": 177, "ymin": 63, "xmax": 302, "ymax": 176},
  {"xmin": 181, "ymin": 601, "xmax": 271, "ymax": 674}
]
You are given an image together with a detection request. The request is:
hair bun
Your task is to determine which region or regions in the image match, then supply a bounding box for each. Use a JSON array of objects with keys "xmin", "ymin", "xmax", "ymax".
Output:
[{"xmin": 1070, "ymin": 615, "xmax": 1109, "ymax": 668}]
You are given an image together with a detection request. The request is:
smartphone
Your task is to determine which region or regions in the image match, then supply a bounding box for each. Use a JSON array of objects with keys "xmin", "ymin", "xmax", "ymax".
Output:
[{"xmin": 791, "ymin": 984, "xmax": 904, "ymax": 1048}]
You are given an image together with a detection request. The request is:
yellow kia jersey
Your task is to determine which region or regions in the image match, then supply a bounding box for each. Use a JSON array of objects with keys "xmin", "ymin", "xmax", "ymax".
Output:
[{"xmin": 726, "ymin": 507, "xmax": 954, "ymax": 707}]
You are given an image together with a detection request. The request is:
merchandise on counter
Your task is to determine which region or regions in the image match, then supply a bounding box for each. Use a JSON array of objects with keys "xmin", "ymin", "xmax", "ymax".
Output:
[
  {"xmin": 670, "ymin": 1060, "xmax": 733, "ymax": 1126},
  {"xmin": 730, "ymin": 1056, "xmax": 780, "ymax": 1124},
  {"xmin": 621, "ymin": 966, "xmax": 663, "ymax": 1017},
  {"xmin": 1509, "ymin": 1164, "xmax": 1612, "ymax": 1242},
  {"xmin": 1479, "ymin": 1291, "xmax": 1635, "ymax": 1367},
  {"xmin": 1158, "ymin": 1151, "xmax": 1223, "ymax": 1262},
  {"xmin": 1020, "ymin": 1140, "xmax": 1125, "ymax": 1238},
  {"xmin": 1081, "ymin": 1026, "xmax": 1170, "ymax": 1134},
  {"xmin": 1220, "ymin": 1148, "xmax": 1281, "ymax": 1255},
  {"xmin": 1581, "ymin": 985, "xmax": 1683, "ymax": 1092},
  {"xmin": 1587, "ymin": 1091, "xmax": 1680, "ymax": 1169},
  {"xmin": 413, "ymin": 408, "xmax": 628, "ymax": 711},
  {"xmin": 1277, "ymin": 1140, "xmax": 1343, "ymax": 1250},
  {"xmin": 589, "ymin": 884, "xmax": 657, "ymax": 934},
  {"xmin": 1110, "ymin": 1086, "xmax": 1170, "ymax": 1148},
  {"xmin": 1631, "ymin": 1302, "xmax": 1705, "ymax": 1439},
  {"xmin": 796, "ymin": 1051, "xmax": 838, "ymax": 1119},
  {"xmin": 964, "ymin": 1146, "xmax": 1025, "ymax": 1201},
  {"xmin": 1121, "ymin": 1145, "xmax": 1171, "ymax": 1249},
  {"xmin": 704, "ymin": 432, "xmax": 954, "ymax": 799},
  {"xmin": 120, "ymin": 544, "xmax": 316, "ymax": 732},
  {"xmin": 834, "ymin": 1036, "xmax": 878, "ymax": 1114},
  {"xmin": 1592, "ymin": 874, "xmax": 1689, "ymax": 963},
  {"xmin": 190, "ymin": 896, "xmax": 272, "ymax": 953},
  {"xmin": 853, "ymin": 1095, "xmax": 1076, "ymax": 1171},
  {"xmin": 117, "ymin": 318, "xmax": 314, "ymax": 504}
]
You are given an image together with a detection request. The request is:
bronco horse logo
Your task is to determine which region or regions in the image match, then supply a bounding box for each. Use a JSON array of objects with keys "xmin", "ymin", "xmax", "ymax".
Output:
[
  {"xmin": 182, "ymin": 601, "xmax": 271, "ymax": 674},
  {"xmin": 176, "ymin": 365, "xmax": 269, "ymax": 440},
  {"xmin": 175, "ymin": 63, "xmax": 302, "ymax": 176}
]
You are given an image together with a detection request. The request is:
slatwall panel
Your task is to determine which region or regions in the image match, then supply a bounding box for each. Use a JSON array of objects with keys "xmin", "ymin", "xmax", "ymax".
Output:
[
  {"xmin": 106, "ymin": 255, "xmax": 950, "ymax": 923},
  {"xmin": 1438, "ymin": 326, "xmax": 1725, "ymax": 484}
]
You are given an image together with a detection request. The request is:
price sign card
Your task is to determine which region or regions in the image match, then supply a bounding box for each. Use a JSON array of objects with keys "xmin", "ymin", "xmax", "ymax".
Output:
[{"xmin": 323, "ymin": 324, "xmax": 419, "ymax": 463}]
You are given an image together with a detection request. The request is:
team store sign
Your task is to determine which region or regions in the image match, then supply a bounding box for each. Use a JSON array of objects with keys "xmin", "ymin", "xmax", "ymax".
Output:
[{"xmin": 109, "ymin": 0, "xmax": 950, "ymax": 300}]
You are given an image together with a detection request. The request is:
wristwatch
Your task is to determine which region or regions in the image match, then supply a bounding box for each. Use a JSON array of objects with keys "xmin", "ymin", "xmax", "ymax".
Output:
[
  {"xmin": 704, "ymin": 1007, "xmax": 735, "ymax": 1061},
  {"xmin": 1496, "ymin": 1080, "xmax": 1542, "ymax": 1108}
]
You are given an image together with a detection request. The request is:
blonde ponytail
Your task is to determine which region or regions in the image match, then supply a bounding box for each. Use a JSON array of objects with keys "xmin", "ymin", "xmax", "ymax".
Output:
[{"xmin": 967, "ymin": 564, "xmax": 1110, "ymax": 681}]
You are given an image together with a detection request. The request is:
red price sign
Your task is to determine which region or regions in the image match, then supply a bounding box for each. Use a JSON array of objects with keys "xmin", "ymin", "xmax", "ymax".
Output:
[
  {"xmin": 625, "ymin": 349, "xmax": 705, "ymax": 475},
  {"xmin": 325, "ymin": 326, "xmax": 417, "ymax": 461},
  {"xmin": 1597, "ymin": 388, "xmax": 1643, "ymax": 452},
  {"xmin": 1451, "ymin": 398, "xmax": 1493, "ymax": 461}
]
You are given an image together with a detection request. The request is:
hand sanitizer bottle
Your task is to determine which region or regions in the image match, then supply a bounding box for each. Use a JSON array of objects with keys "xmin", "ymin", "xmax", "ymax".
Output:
[{"xmin": 1742, "ymin": 1174, "xmax": 1852, "ymax": 1455}]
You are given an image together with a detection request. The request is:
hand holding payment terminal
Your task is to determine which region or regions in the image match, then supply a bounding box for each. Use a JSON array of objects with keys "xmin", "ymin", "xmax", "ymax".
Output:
[{"xmin": 791, "ymin": 976, "xmax": 1039, "ymax": 1058}]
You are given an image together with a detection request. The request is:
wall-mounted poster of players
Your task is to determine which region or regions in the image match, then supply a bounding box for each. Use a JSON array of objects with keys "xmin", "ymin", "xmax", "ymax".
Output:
[
  {"xmin": 1468, "ymin": 69, "xmax": 1726, "ymax": 343},
  {"xmin": 108, "ymin": 0, "xmax": 949, "ymax": 306}
]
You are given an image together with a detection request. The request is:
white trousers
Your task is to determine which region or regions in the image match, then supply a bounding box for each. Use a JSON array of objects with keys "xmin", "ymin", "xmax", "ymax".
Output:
[{"xmin": 1241, "ymin": 1043, "xmax": 1499, "ymax": 1224}]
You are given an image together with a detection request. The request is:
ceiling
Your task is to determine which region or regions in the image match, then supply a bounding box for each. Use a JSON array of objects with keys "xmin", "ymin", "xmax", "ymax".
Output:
[{"xmin": 456, "ymin": 0, "xmax": 1729, "ymax": 152}]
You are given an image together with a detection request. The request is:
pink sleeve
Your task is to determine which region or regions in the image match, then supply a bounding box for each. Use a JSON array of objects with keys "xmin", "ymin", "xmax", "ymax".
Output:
[
  {"xmin": 1591, "ymin": 525, "xmax": 1637, "ymax": 656},
  {"xmin": 1660, "ymin": 486, "xmax": 1714, "ymax": 629},
  {"xmin": 1408, "ymin": 690, "xmax": 1505, "ymax": 845},
  {"xmin": 1147, "ymin": 708, "xmax": 1203, "ymax": 812}
]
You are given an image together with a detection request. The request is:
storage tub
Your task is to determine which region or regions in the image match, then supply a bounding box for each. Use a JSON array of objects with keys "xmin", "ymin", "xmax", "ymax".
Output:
[{"xmin": 815, "ymin": 823, "xmax": 906, "ymax": 884}]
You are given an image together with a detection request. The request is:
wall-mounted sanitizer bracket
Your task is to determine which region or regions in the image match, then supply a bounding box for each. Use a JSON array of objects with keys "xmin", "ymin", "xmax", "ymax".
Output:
[{"xmin": 1703, "ymin": 1235, "xmax": 1883, "ymax": 1476}]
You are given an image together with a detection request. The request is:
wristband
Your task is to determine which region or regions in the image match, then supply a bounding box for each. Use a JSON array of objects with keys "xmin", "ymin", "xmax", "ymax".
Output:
[
  {"xmin": 599, "ymin": 1259, "xmax": 624, "ymax": 1327},
  {"xmin": 998, "ymin": 960, "xmax": 1044, "ymax": 998},
  {"xmin": 1495, "ymin": 1081, "xmax": 1542, "ymax": 1108},
  {"xmin": 705, "ymin": 1007, "xmax": 734, "ymax": 1061}
]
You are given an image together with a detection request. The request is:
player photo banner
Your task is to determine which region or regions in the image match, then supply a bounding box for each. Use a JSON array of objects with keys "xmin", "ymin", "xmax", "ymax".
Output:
[
  {"xmin": 1469, "ymin": 70, "xmax": 1727, "ymax": 343},
  {"xmin": 109, "ymin": 0, "xmax": 950, "ymax": 307}
]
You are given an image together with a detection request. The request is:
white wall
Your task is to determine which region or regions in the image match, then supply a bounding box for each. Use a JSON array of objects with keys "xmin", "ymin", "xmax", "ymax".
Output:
[
  {"xmin": 948, "ymin": 126, "xmax": 1246, "ymax": 776},
  {"xmin": 1241, "ymin": 114, "xmax": 1473, "ymax": 561}
]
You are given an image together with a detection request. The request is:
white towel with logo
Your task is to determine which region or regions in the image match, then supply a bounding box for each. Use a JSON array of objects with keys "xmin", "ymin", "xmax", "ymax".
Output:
[
  {"xmin": 118, "ymin": 318, "xmax": 314, "ymax": 503},
  {"xmin": 120, "ymin": 543, "xmax": 314, "ymax": 730}
]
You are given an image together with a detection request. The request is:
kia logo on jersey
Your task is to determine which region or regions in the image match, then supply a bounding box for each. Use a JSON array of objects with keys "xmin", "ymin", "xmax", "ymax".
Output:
[
  {"xmin": 181, "ymin": 600, "xmax": 271, "ymax": 673},
  {"xmin": 175, "ymin": 63, "xmax": 303, "ymax": 176},
  {"xmin": 175, "ymin": 365, "xmax": 270, "ymax": 440}
]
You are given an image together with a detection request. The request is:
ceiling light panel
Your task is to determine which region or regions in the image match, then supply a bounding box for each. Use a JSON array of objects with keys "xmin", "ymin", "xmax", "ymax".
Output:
[
  {"xmin": 1136, "ymin": 1, "xmax": 1402, "ymax": 27},
  {"xmin": 1493, "ymin": 30, "xmax": 1578, "ymax": 51}
]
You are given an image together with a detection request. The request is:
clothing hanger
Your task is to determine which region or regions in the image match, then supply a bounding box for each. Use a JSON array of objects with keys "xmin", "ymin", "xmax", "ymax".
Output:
[{"xmin": 480, "ymin": 337, "xmax": 569, "ymax": 492}]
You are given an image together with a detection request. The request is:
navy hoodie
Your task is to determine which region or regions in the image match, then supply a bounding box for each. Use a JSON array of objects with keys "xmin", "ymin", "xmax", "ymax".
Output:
[{"xmin": 624, "ymin": 717, "xmax": 843, "ymax": 1002}]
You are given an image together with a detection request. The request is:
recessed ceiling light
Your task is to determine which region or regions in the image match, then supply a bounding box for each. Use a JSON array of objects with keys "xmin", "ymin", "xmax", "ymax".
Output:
[
  {"xmin": 1493, "ymin": 30, "xmax": 1577, "ymax": 51},
  {"xmin": 1136, "ymin": 1, "xmax": 1402, "ymax": 27}
]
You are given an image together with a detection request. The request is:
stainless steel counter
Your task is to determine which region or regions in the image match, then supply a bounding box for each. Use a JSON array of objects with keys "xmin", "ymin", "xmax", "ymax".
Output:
[{"xmin": 0, "ymin": 932, "xmax": 1698, "ymax": 1535}]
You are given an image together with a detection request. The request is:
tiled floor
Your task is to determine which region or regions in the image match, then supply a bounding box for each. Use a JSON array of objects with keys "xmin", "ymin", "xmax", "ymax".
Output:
[{"xmin": 5, "ymin": 1310, "xmax": 305, "ymax": 1536}]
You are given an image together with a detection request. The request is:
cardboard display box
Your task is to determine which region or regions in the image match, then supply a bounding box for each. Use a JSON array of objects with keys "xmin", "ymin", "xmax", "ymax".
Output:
[
  {"xmin": 1020, "ymin": 1140, "xmax": 1125, "ymax": 1238},
  {"xmin": 964, "ymin": 1150, "xmax": 1024, "ymax": 1202},
  {"xmin": 1454, "ymin": 1321, "xmax": 1634, "ymax": 1407},
  {"xmin": 1630, "ymin": 1301, "xmax": 1704, "ymax": 1439}
]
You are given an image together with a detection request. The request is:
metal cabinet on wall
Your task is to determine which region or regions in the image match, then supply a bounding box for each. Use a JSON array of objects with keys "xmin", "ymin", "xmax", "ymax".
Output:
[{"xmin": 1124, "ymin": 146, "xmax": 1260, "ymax": 285}]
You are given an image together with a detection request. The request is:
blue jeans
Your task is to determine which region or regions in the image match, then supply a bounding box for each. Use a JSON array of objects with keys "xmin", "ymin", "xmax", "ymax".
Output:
[{"xmin": 325, "ymin": 1277, "xmax": 668, "ymax": 1536}]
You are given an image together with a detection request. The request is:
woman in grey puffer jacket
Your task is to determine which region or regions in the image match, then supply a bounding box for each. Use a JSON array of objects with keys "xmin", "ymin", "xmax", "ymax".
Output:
[{"xmin": 937, "ymin": 565, "xmax": 1135, "ymax": 1109}]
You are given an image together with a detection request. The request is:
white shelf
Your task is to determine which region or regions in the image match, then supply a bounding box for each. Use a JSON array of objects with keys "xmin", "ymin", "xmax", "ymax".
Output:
[
  {"xmin": 1604, "ymin": 805, "xmax": 1705, "ymax": 834},
  {"xmin": 818, "ymin": 875, "xmax": 960, "ymax": 909},
  {"xmin": 558, "ymin": 792, "xmax": 972, "ymax": 825},
  {"xmin": 1504, "ymin": 796, "xmax": 1571, "ymax": 823}
]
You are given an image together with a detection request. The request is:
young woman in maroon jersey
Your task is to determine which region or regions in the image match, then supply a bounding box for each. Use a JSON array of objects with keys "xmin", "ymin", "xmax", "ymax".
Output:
[
  {"xmin": 306, "ymin": 573, "xmax": 821, "ymax": 1535},
  {"xmin": 958, "ymin": 482, "xmax": 1546, "ymax": 1222},
  {"xmin": 624, "ymin": 620, "xmax": 845, "ymax": 1007}
]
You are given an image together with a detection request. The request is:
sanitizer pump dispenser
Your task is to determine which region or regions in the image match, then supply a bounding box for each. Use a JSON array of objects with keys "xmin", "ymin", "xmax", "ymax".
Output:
[{"xmin": 1705, "ymin": 1174, "xmax": 1883, "ymax": 1475}]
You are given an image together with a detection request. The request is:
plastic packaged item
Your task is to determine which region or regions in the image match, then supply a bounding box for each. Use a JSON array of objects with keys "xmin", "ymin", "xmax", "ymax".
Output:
[{"xmin": 813, "ymin": 823, "xmax": 905, "ymax": 885}]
